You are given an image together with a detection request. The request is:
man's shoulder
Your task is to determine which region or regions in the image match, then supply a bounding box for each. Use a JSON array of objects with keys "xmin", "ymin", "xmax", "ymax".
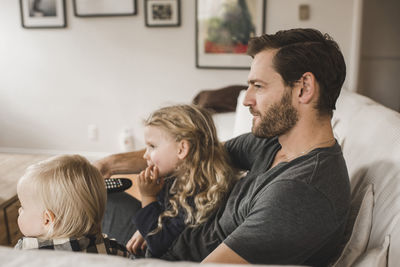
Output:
[
  {"xmin": 227, "ymin": 133, "xmax": 275, "ymax": 145},
  {"xmin": 226, "ymin": 133, "xmax": 278, "ymax": 154},
  {"xmin": 264, "ymin": 144, "xmax": 350, "ymax": 221},
  {"xmin": 279, "ymin": 142, "xmax": 348, "ymax": 183},
  {"xmin": 252, "ymin": 142, "xmax": 349, "ymax": 209}
]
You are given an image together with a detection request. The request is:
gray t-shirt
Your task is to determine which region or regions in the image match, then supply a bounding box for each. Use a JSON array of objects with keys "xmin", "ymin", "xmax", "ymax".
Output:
[{"xmin": 161, "ymin": 133, "xmax": 350, "ymax": 266}]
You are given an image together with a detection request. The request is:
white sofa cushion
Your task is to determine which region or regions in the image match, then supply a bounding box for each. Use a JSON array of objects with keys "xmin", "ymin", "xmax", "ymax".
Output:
[
  {"xmin": 333, "ymin": 90, "xmax": 400, "ymax": 267},
  {"xmin": 333, "ymin": 184, "xmax": 374, "ymax": 266},
  {"xmin": 212, "ymin": 112, "xmax": 236, "ymax": 141},
  {"xmin": 353, "ymin": 235, "xmax": 390, "ymax": 267},
  {"xmin": 233, "ymin": 90, "xmax": 252, "ymax": 137},
  {"xmin": 0, "ymin": 245, "xmax": 305, "ymax": 267}
]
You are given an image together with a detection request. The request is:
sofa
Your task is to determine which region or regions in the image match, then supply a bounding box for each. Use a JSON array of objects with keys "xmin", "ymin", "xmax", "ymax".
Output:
[{"xmin": 1, "ymin": 89, "xmax": 399, "ymax": 266}]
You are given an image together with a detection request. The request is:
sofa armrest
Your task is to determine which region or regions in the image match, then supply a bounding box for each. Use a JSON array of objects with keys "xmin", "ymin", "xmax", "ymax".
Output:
[{"xmin": 0, "ymin": 245, "xmax": 310, "ymax": 267}]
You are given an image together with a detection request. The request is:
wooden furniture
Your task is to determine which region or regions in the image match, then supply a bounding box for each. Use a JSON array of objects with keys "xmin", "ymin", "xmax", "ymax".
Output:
[
  {"xmin": 0, "ymin": 196, "xmax": 21, "ymax": 246},
  {"xmin": 0, "ymin": 153, "xmax": 50, "ymax": 246}
]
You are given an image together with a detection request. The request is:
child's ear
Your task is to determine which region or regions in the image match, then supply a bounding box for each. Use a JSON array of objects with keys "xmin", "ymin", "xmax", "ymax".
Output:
[
  {"xmin": 177, "ymin": 140, "xmax": 190, "ymax": 160},
  {"xmin": 43, "ymin": 210, "xmax": 55, "ymax": 227}
]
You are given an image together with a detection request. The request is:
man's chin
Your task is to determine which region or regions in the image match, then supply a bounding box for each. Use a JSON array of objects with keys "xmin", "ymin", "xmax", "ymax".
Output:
[
  {"xmin": 251, "ymin": 123, "xmax": 274, "ymax": 138},
  {"xmin": 252, "ymin": 129, "xmax": 272, "ymax": 138}
]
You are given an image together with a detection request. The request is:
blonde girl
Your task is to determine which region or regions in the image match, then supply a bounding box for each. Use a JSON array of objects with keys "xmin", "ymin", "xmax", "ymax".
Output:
[
  {"xmin": 126, "ymin": 105, "xmax": 236, "ymax": 257},
  {"xmin": 15, "ymin": 154, "xmax": 131, "ymax": 258}
]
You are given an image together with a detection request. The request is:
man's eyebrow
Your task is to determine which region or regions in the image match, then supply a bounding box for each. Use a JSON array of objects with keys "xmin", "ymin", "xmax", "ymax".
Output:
[{"xmin": 247, "ymin": 79, "xmax": 265, "ymax": 85}]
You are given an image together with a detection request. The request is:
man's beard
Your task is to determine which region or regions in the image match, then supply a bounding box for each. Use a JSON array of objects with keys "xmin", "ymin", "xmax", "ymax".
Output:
[{"xmin": 251, "ymin": 89, "xmax": 299, "ymax": 138}]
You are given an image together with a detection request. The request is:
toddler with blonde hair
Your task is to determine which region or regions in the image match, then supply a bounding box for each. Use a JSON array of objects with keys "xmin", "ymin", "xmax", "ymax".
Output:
[{"xmin": 15, "ymin": 154, "xmax": 131, "ymax": 258}]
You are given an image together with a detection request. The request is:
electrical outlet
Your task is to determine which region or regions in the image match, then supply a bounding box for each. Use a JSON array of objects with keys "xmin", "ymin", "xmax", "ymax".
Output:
[{"xmin": 88, "ymin": 124, "xmax": 98, "ymax": 141}]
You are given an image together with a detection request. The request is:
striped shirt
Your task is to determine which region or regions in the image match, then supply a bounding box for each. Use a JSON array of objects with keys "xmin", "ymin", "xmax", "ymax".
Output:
[{"xmin": 15, "ymin": 233, "xmax": 134, "ymax": 259}]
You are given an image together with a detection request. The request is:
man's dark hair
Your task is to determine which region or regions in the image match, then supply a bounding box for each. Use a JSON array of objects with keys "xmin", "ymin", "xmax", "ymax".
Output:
[{"xmin": 247, "ymin": 28, "xmax": 346, "ymax": 117}]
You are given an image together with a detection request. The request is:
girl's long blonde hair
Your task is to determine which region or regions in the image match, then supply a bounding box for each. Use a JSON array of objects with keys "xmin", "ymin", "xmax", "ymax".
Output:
[{"xmin": 145, "ymin": 105, "xmax": 236, "ymax": 234}]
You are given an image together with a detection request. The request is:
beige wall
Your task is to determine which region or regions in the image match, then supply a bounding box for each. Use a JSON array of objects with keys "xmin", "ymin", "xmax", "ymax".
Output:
[{"xmin": 0, "ymin": 0, "xmax": 357, "ymax": 157}]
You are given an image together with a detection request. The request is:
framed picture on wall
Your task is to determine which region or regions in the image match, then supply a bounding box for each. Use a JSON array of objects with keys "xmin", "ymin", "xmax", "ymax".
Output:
[
  {"xmin": 73, "ymin": 0, "xmax": 137, "ymax": 17},
  {"xmin": 19, "ymin": 0, "xmax": 66, "ymax": 29},
  {"xmin": 196, "ymin": 0, "xmax": 266, "ymax": 69},
  {"xmin": 145, "ymin": 0, "xmax": 181, "ymax": 27}
]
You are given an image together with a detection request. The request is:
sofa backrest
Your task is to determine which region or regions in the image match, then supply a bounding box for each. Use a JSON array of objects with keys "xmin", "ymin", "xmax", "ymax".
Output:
[{"xmin": 332, "ymin": 90, "xmax": 400, "ymax": 266}]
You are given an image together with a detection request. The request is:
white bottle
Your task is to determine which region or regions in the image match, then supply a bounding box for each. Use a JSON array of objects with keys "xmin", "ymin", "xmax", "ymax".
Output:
[{"xmin": 120, "ymin": 128, "xmax": 135, "ymax": 152}]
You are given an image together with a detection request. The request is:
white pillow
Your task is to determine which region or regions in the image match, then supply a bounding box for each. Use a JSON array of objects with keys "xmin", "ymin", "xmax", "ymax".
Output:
[
  {"xmin": 232, "ymin": 90, "xmax": 252, "ymax": 137},
  {"xmin": 333, "ymin": 183, "xmax": 374, "ymax": 266},
  {"xmin": 212, "ymin": 112, "xmax": 236, "ymax": 141},
  {"xmin": 353, "ymin": 235, "xmax": 390, "ymax": 267}
]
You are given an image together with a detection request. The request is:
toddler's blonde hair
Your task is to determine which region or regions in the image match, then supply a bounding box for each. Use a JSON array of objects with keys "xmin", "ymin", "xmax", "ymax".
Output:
[{"xmin": 20, "ymin": 154, "xmax": 106, "ymax": 239}]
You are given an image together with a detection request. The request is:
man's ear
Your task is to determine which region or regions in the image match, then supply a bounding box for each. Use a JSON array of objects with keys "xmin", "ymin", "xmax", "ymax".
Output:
[
  {"xmin": 177, "ymin": 140, "xmax": 190, "ymax": 160},
  {"xmin": 297, "ymin": 72, "xmax": 317, "ymax": 104},
  {"xmin": 43, "ymin": 210, "xmax": 55, "ymax": 227}
]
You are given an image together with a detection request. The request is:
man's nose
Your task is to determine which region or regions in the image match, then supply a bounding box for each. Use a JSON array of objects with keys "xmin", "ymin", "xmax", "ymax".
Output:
[{"xmin": 243, "ymin": 87, "xmax": 255, "ymax": 107}]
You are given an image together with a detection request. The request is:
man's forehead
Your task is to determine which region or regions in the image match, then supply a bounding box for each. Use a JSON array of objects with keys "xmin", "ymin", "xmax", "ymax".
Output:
[
  {"xmin": 252, "ymin": 49, "xmax": 276, "ymax": 67},
  {"xmin": 248, "ymin": 50, "xmax": 279, "ymax": 82}
]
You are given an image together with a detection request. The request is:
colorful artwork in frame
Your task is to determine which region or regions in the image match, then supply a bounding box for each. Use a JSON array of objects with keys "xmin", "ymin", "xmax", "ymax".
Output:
[{"xmin": 196, "ymin": 0, "xmax": 266, "ymax": 69}]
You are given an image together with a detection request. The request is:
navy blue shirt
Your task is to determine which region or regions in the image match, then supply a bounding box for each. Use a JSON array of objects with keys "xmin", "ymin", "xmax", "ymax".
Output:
[{"xmin": 133, "ymin": 178, "xmax": 188, "ymax": 257}]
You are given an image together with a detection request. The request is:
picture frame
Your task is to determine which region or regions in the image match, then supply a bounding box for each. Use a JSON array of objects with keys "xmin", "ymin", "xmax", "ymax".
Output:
[
  {"xmin": 196, "ymin": 0, "xmax": 266, "ymax": 69},
  {"xmin": 19, "ymin": 0, "xmax": 66, "ymax": 29},
  {"xmin": 145, "ymin": 0, "xmax": 181, "ymax": 27},
  {"xmin": 73, "ymin": 0, "xmax": 137, "ymax": 17}
]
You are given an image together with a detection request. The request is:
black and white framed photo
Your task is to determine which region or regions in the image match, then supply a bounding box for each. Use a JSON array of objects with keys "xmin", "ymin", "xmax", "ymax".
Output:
[
  {"xmin": 145, "ymin": 0, "xmax": 180, "ymax": 27},
  {"xmin": 196, "ymin": 0, "xmax": 266, "ymax": 69},
  {"xmin": 73, "ymin": 0, "xmax": 137, "ymax": 17},
  {"xmin": 20, "ymin": 0, "xmax": 66, "ymax": 29}
]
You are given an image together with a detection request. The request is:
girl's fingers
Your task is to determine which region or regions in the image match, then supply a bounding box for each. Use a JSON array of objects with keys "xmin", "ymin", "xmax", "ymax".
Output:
[
  {"xmin": 126, "ymin": 237, "xmax": 134, "ymax": 253},
  {"xmin": 140, "ymin": 165, "xmax": 163, "ymax": 186},
  {"xmin": 153, "ymin": 166, "xmax": 159, "ymax": 180},
  {"xmin": 132, "ymin": 239, "xmax": 141, "ymax": 255},
  {"xmin": 145, "ymin": 166, "xmax": 153, "ymax": 183},
  {"xmin": 141, "ymin": 240, "xmax": 147, "ymax": 251}
]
